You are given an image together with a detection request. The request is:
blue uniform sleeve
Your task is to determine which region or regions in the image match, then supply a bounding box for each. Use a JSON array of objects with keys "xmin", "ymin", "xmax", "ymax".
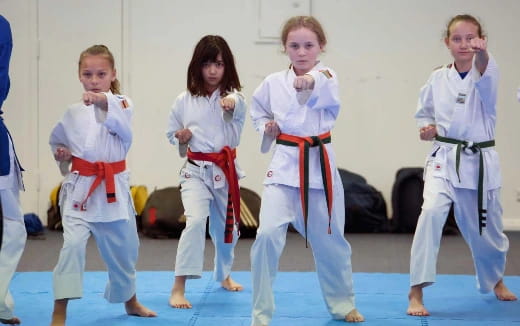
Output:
[{"xmin": 0, "ymin": 15, "xmax": 13, "ymax": 111}]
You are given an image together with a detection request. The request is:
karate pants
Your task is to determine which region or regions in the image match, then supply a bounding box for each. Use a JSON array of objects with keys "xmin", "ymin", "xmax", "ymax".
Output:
[
  {"xmin": 174, "ymin": 162, "xmax": 239, "ymax": 281},
  {"xmin": 251, "ymin": 179, "xmax": 356, "ymax": 326},
  {"xmin": 53, "ymin": 213, "xmax": 139, "ymax": 303},
  {"xmin": 410, "ymin": 167, "xmax": 509, "ymax": 293},
  {"xmin": 0, "ymin": 189, "xmax": 26, "ymax": 320}
]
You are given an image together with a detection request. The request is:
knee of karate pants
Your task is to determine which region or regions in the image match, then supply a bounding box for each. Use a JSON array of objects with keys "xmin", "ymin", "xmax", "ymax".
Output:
[
  {"xmin": 2, "ymin": 218, "xmax": 27, "ymax": 255},
  {"xmin": 254, "ymin": 223, "xmax": 287, "ymax": 253},
  {"xmin": 184, "ymin": 213, "xmax": 209, "ymax": 234},
  {"xmin": 56, "ymin": 236, "xmax": 88, "ymax": 271},
  {"xmin": 251, "ymin": 224, "xmax": 287, "ymax": 277},
  {"xmin": 409, "ymin": 207, "xmax": 450, "ymax": 287},
  {"xmin": 13, "ymin": 225, "xmax": 27, "ymax": 252},
  {"xmin": 175, "ymin": 215, "xmax": 208, "ymax": 278},
  {"xmin": 412, "ymin": 193, "xmax": 451, "ymax": 251}
]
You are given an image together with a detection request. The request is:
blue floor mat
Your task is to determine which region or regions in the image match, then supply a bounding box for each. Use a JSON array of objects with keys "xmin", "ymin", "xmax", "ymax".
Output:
[{"xmin": 9, "ymin": 272, "xmax": 520, "ymax": 325}]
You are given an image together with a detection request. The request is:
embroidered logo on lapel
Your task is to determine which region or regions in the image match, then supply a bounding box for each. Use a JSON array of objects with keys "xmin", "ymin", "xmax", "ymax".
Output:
[{"xmin": 456, "ymin": 93, "xmax": 466, "ymax": 104}]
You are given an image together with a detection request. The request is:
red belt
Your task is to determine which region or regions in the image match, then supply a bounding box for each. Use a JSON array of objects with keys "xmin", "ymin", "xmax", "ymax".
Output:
[
  {"xmin": 71, "ymin": 156, "xmax": 126, "ymax": 210},
  {"xmin": 187, "ymin": 146, "xmax": 240, "ymax": 243},
  {"xmin": 276, "ymin": 131, "xmax": 333, "ymax": 245}
]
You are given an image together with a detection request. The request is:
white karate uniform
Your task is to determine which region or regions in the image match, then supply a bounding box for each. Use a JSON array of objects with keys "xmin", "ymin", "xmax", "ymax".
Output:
[
  {"xmin": 0, "ymin": 137, "xmax": 25, "ymax": 320},
  {"xmin": 166, "ymin": 89, "xmax": 246, "ymax": 281},
  {"xmin": 411, "ymin": 55, "xmax": 509, "ymax": 293},
  {"xmin": 250, "ymin": 63, "xmax": 356, "ymax": 325},
  {"xmin": 49, "ymin": 92, "xmax": 139, "ymax": 302}
]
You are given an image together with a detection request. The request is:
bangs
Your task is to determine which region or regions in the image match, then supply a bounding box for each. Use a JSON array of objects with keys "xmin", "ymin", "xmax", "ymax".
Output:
[
  {"xmin": 199, "ymin": 44, "xmax": 221, "ymax": 64},
  {"xmin": 187, "ymin": 35, "xmax": 241, "ymax": 96}
]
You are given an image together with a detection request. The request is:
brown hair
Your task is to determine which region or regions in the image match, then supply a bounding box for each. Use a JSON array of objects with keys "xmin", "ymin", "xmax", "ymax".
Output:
[
  {"xmin": 78, "ymin": 44, "xmax": 120, "ymax": 94},
  {"xmin": 444, "ymin": 14, "xmax": 485, "ymax": 39},
  {"xmin": 281, "ymin": 16, "xmax": 327, "ymax": 49},
  {"xmin": 187, "ymin": 35, "xmax": 242, "ymax": 97}
]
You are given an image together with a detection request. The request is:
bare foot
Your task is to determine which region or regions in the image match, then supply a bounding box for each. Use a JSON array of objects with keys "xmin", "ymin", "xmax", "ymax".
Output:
[
  {"xmin": 407, "ymin": 285, "xmax": 429, "ymax": 316},
  {"xmin": 221, "ymin": 276, "xmax": 243, "ymax": 292},
  {"xmin": 169, "ymin": 276, "xmax": 192, "ymax": 309},
  {"xmin": 0, "ymin": 317, "xmax": 21, "ymax": 325},
  {"xmin": 50, "ymin": 298, "xmax": 68, "ymax": 326},
  {"xmin": 169, "ymin": 288, "xmax": 192, "ymax": 309},
  {"xmin": 125, "ymin": 294, "xmax": 157, "ymax": 317},
  {"xmin": 494, "ymin": 279, "xmax": 518, "ymax": 301},
  {"xmin": 345, "ymin": 308, "xmax": 364, "ymax": 322}
]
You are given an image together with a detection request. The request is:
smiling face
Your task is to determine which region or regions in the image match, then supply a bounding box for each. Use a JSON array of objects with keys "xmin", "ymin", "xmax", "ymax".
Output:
[
  {"xmin": 445, "ymin": 20, "xmax": 480, "ymax": 71},
  {"xmin": 78, "ymin": 55, "xmax": 116, "ymax": 93},
  {"xmin": 285, "ymin": 27, "xmax": 323, "ymax": 76}
]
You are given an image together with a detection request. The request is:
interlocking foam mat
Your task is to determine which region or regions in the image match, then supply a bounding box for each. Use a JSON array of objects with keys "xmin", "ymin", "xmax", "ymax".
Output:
[{"xmin": 8, "ymin": 272, "xmax": 520, "ymax": 325}]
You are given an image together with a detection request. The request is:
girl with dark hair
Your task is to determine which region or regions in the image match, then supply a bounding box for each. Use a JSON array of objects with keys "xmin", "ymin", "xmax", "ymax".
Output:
[{"xmin": 166, "ymin": 35, "xmax": 246, "ymax": 309}]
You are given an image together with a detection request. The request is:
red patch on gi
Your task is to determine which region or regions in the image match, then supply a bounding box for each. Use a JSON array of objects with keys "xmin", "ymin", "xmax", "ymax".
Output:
[
  {"xmin": 215, "ymin": 175, "xmax": 222, "ymax": 182},
  {"xmin": 121, "ymin": 99, "xmax": 129, "ymax": 109},
  {"xmin": 435, "ymin": 164, "xmax": 441, "ymax": 170},
  {"xmin": 267, "ymin": 170, "xmax": 273, "ymax": 177}
]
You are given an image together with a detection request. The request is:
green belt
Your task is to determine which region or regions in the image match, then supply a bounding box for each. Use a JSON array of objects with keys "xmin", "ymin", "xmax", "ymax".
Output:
[{"xmin": 435, "ymin": 135, "xmax": 495, "ymax": 235}]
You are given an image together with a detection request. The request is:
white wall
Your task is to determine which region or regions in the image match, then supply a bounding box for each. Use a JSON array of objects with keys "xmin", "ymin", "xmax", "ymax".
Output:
[{"xmin": 1, "ymin": 0, "xmax": 520, "ymax": 229}]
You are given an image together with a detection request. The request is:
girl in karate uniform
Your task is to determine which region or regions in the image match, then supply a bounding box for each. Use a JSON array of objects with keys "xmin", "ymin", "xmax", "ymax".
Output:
[
  {"xmin": 166, "ymin": 35, "xmax": 246, "ymax": 309},
  {"xmin": 408, "ymin": 14, "xmax": 517, "ymax": 317},
  {"xmin": 49, "ymin": 45, "xmax": 156, "ymax": 326},
  {"xmin": 0, "ymin": 14, "xmax": 26, "ymax": 326},
  {"xmin": 249, "ymin": 16, "xmax": 364, "ymax": 325}
]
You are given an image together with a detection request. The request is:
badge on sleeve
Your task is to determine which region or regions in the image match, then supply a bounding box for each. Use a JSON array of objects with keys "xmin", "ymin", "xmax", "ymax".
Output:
[
  {"xmin": 320, "ymin": 69, "xmax": 333, "ymax": 79},
  {"xmin": 117, "ymin": 95, "xmax": 129, "ymax": 109}
]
